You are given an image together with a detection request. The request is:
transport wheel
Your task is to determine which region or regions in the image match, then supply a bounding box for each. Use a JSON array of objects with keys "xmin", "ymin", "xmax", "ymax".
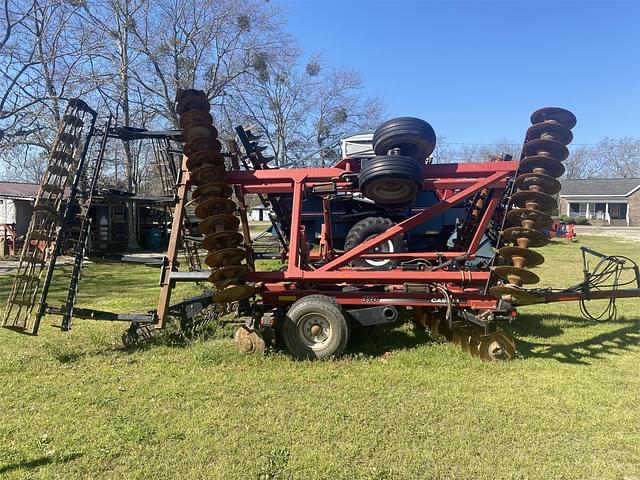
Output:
[
  {"xmin": 359, "ymin": 155, "xmax": 424, "ymax": 207},
  {"xmin": 344, "ymin": 217, "xmax": 405, "ymax": 269},
  {"xmin": 282, "ymin": 295, "xmax": 349, "ymax": 360},
  {"xmin": 372, "ymin": 117, "xmax": 437, "ymax": 161}
]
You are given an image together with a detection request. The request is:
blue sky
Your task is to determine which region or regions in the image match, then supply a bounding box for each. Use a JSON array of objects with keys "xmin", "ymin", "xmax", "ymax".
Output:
[{"xmin": 277, "ymin": 0, "xmax": 640, "ymax": 146}]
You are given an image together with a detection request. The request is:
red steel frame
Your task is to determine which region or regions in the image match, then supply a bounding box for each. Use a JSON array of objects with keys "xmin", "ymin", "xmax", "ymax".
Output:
[
  {"xmin": 155, "ymin": 155, "xmax": 640, "ymax": 323},
  {"xmin": 222, "ymin": 158, "xmax": 518, "ymax": 311}
]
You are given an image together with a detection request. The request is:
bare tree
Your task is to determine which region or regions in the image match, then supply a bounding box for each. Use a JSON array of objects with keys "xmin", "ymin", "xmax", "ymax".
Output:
[
  {"xmin": 128, "ymin": 0, "xmax": 288, "ymax": 128},
  {"xmin": 227, "ymin": 54, "xmax": 385, "ymax": 166},
  {"xmin": 0, "ymin": 0, "xmax": 97, "ymax": 180},
  {"xmin": 596, "ymin": 137, "xmax": 640, "ymax": 178},
  {"xmin": 563, "ymin": 145, "xmax": 600, "ymax": 179}
]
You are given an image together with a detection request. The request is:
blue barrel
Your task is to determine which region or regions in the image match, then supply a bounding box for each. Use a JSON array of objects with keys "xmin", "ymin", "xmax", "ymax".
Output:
[{"xmin": 149, "ymin": 228, "xmax": 162, "ymax": 250}]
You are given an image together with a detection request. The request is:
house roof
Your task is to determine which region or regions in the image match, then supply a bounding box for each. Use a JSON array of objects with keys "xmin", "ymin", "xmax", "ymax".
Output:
[
  {"xmin": 0, "ymin": 181, "xmax": 40, "ymax": 200},
  {"xmin": 560, "ymin": 178, "xmax": 640, "ymax": 197}
]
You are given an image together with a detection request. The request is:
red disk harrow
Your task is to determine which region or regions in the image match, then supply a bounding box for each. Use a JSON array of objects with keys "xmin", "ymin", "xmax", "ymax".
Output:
[{"xmin": 4, "ymin": 93, "xmax": 639, "ymax": 362}]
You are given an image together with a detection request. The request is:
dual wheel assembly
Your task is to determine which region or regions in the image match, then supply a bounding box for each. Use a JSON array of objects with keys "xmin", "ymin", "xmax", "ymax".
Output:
[
  {"xmin": 491, "ymin": 107, "xmax": 577, "ymax": 305},
  {"xmin": 414, "ymin": 309, "xmax": 516, "ymax": 361},
  {"xmin": 359, "ymin": 117, "xmax": 436, "ymax": 208},
  {"xmin": 175, "ymin": 90, "xmax": 256, "ymax": 303}
]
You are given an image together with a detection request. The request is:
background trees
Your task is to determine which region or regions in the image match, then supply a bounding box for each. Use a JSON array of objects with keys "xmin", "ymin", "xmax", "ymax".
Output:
[{"xmin": 0, "ymin": 0, "xmax": 638, "ymax": 191}]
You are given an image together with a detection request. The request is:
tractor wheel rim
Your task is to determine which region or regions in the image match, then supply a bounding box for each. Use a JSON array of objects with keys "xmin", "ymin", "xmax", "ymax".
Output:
[
  {"xmin": 368, "ymin": 179, "xmax": 414, "ymax": 203},
  {"xmin": 363, "ymin": 234, "xmax": 394, "ymax": 267},
  {"xmin": 298, "ymin": 313, "xmax": 332, "ymax": 350}
]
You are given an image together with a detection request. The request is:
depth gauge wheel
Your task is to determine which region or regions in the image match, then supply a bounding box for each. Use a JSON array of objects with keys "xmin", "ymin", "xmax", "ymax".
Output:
[
  {"xmin": 359, "ymin": 155, "xmax": 423, "ymax": 208},
  {"xmin": 344, "ymin": 217, "xmax": 405, "ymax": 269},
  {"xmin": 282, "ymin": 295, "xmax": 349, "ymax": 360}
]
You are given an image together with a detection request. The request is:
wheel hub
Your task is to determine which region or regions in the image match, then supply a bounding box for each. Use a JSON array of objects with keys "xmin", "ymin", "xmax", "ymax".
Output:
[{"xmin": 299, "ymin": 313, "xmax": 332, "ymax": 349}]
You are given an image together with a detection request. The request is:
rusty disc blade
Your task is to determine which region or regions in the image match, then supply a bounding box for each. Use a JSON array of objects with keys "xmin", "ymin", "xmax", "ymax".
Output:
[
  {"xmin": 234, "ymin": 325, "xmax": 265, "ymax": 354},
  {"xmin": 478, "ymin": 332, "xmax": 516, "ymax": 361},
  {"xmin": 437, "ymin": 317, "xmax": 454, "ymax": 341},
  {"xmin": 193, "ymin": 182, "xmax": 233, "ymax": 200},
  {"xmin": 204, "ymin": 247, "xmax": 246, "ymax": 268},
  {"xmin": 489, "ymin": 285, "xmax": 537, "ymax": 305},
  {"xmin": 58, "ymin": 133, "xmax": 80, "ymax": 147},
  {"xmin": 203, "ymin": 230, "xmax": 244, "ymax": 251},
  {"xmin": 179, "ymin": 110, "xmax": 214, "ymax": 129},
  {"xmin": 189, "ymin": 165, "xmax": 225, "ymax": 186},
  {"xmin": 526, "ymin": 122, "xmax": 573, "ymax": 145},
  {"xmin": 195, "ymin": 197, "xmax": 236, "ymax": 219},
  {"xmin": 30, "ymin": 232, "xmax": 52, "ymax": 242},
  {"xmin": 208, "ymin": 264, "xmax": 250, "ymax": 284},
  {"xmin": 426, "ymin": 313, "xmax": 438, "ymax": 333},
  {"xmin": 530, "ymin": 107, "xmax": 577, "ymax": 129},
  {"xmin": 34, "ymin": 204, "xmax": 58, "ymax": 218},
  {"xmin": 511, "ymin": 190, "xmax": 557, "ymax": 213},
  {"xmin": 506, "ymin": 208, "xmax": 553, "ymax": 230},
  {"xmin": 492, "ymin": 265, "xmax": 540, "ymax": 285},
  {"xmin": 519, "ymin": 156, "xmax": 566, "ymax": 179},
  {"xmin": 47, "ymin": 164, "xmax": 69, "ymax": 177},
  {"xmin": 458, "ymin": 326, "xmax": 474, "ymax": 352},
  {"xmin": 176, "ymin": 94, "xmax": 210, "ymax": 114},
  {"xmin": 431, "ymin": 315, "xmax": 441, "ymax": 336},
  {"xmin": 184, "ymin": 137, "xmax": 222, "ymax": 157},
  {"xmin": 468, "ymin": 332, "xmax": 482, "ymax": 358},
  {"xmin": 522, "ymin": 138, "xmax": 569, "ymax": 161},
  {"xmin": 501, "ymin": 227, "xmax": 549, "ymax": 248},
  {"xmin": 182, "ymin": 123, "xmax": 219, "ymax": 144},
  {"xmin": 51, "ymin": 150, "xmax": 74, "ymax": 164},
  {"xmin": 514, "ymin": 173, "xmax": 561, "ymax": 195},
  {"xmin": 497, "ymin": 245, "xmax": 545, "ymax": 267},
  {"xmin": 412, "ymin": 308, "xmax": 428, "ymax": 329},
  {"xmin": 493, "ymin": 331, "xmax": 517, "ymax": 352},
  {"xmin": 186, "ymin": 150, "xmax": 226, "ymax": 170},
  {"xmin": 42, "ymin": 184, "xmax": 64, "ymax": 196},
  {"xmin": 63, "ymin": 114, "xmax": 83, "ymax": 128},
  {"xmin": 451, "ymin": 325, "xmax": 465, "ymax": 346},
  {"xmin": 215, "ymin": 284, "xmax": 257, "ymax": 303},
  {"xmin": 197, "ymin": 213, "xmax": 240, "ymax": 235},
  {"xmin": 68, "ymin": 98, "xmax": 91, "ymax": 112}
]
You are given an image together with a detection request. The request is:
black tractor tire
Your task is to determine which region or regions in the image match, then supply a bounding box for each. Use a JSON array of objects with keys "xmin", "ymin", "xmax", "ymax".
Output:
[
  {"xmin": 359, "ymin": 155, "xmax": 424, "ymax": 208},
  {"xmin": 372, "ymin": 117, "xmax": 437, "ymax": 161},
  {"xmin": 282, "ymin": 295, "xmax": 349, "ymax": 360},
  {"xmin": 344, "ymin": 217, "xmax": 405, "ymax": 269}
]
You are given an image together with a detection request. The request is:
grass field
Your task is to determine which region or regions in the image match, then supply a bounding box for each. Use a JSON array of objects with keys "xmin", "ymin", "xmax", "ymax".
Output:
[{"xmin": 0, "ymin": 235, "xmax": 639, "ymax": 479}]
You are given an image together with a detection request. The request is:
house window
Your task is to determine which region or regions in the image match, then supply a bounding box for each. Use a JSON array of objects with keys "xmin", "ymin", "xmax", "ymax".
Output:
[
  {"xmin": 588, "ymin": 202, "xmax": 606, "ymax": 220},
  {"xmin": 609, "ymin": 203, "xmax": 627, "ymax": 220},
  {"xmin": 569, "ymin": 202, "xmax": 586, "ymax": 217}
]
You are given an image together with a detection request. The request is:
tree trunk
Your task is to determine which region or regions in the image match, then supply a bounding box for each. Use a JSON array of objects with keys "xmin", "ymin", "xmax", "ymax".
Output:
[{"xmin": 117, "ymin": 10, "xmax": 139, "ymax": 250}]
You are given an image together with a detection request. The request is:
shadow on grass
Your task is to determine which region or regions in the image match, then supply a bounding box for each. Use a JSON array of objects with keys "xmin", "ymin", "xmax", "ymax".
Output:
[
  {"xmin": 0, "ymin": 452, "xmax": 82, "ymax": 474},
  {"xmin": 505, "ymin": 313, "xmax": 640, "ymax": 365},
  {"xmin": 348, "ymin": 325, "xmax": 435, "ymax": 357}
]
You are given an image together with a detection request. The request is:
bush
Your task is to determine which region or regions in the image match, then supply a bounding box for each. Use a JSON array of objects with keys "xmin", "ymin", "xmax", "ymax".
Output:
[
  {"xmin": 575, "ymin": 216, "xmax": 590, "ymax": 225},
  {"xmin": 559, "ymin": 215, "xmax": 576, "ymax": 224}
]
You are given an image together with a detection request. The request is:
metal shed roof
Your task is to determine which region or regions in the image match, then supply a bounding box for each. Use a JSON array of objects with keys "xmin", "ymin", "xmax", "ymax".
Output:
[{"xmin": 0, "ymin": 181, "xmax": 40, "ymax": 200}]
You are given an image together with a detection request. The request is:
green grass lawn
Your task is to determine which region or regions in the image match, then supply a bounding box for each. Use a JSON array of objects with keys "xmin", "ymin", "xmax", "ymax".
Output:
[{"xmin": 0, "ymin": 235, "xmax": 638, "ymax": 479}]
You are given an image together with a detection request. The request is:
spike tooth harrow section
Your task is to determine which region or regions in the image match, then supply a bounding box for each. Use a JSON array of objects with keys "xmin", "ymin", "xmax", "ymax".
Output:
[
  {"xmin": 2, "ymin": 100, "xmax": 96, "ymax": 334},
  {"xmin": 491, "ymin": 107, "xmax": 577, "ymax": 306},
  {"xmin": 175, "ymin": 90, "xmax": 255, "ymax": 302}
]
